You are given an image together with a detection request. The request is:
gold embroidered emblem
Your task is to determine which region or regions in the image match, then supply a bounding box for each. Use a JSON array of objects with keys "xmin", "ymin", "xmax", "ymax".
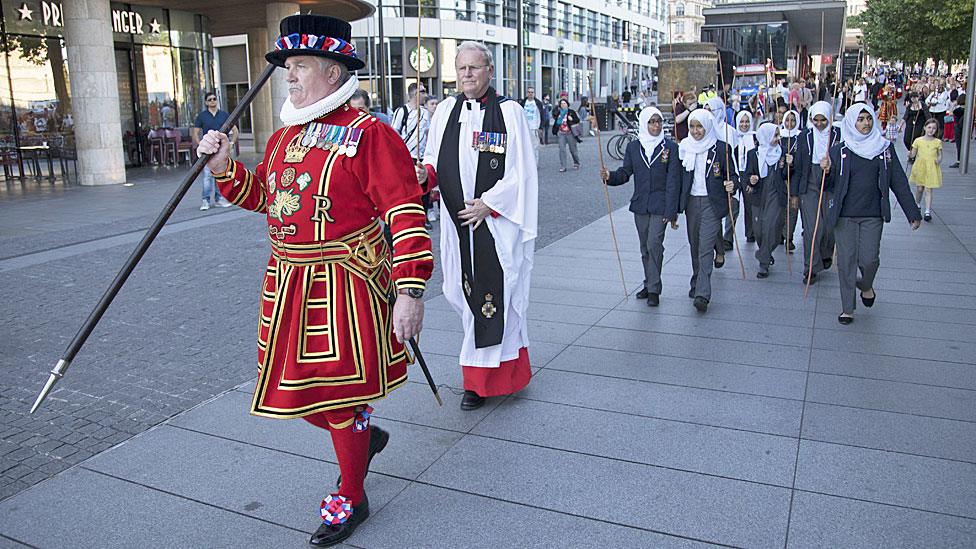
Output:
[
  {"xmin": 283, "ymin": 132, "xmax": 311, "ymax": 163},
  {"xmin": 661, "ymin": 149, "xmax": 669, "ymax": 163},
  {"xmin": 481, "ymin": 293, "xmax": 496, "ymax": 318},
  {"xmin": 280, "ymin": 167, "xmax": 296, "ymax": 187},
  {"xmin": 310, "ymin": 194, "xmax": 336, "ymax": 223},
  {"xmin": 268, "ymin": 189, "xmax": 301, "ymax": 222},
  {"xmin": 269, "ymin": 224, "xmax": 297, "ymax": 240}
]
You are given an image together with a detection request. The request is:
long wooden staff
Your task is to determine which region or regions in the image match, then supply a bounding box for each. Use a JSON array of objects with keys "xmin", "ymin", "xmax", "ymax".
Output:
[
  {"xmin": 415, "ymin": 4, "xmax": 423, "ymax": 162},
  {"xmin": 716, "ymin": 53, "xmax": 747, "ymax": 279},
  {"xmin": 785, "ymin": 125, "xmax": 794, "ymax": 275},
  {"xmin": 804, "ymin": 12, "xmax": 846, "ymax": 298},
  {"xmin": 587, "ymin": 60, "xmax": 628, "ymax": 297},
  {"xmin": 30, "ymin": 65, "xmax": 276, "ymax": 414}
]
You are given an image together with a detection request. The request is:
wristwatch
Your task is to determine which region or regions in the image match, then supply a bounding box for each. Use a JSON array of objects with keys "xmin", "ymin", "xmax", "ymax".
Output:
[{"xmin": 403, "ymin": 287, "xmax": 424, "ymax": 299}]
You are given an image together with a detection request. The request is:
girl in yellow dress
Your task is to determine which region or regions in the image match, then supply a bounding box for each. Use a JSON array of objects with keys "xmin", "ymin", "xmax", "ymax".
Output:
[{"xmin": 909, "ymin": 118, "xmax": 942, "ymax": 222}]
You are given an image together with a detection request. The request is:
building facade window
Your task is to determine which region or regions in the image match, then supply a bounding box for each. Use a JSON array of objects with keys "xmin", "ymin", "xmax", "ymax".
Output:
[{"xmin": 676, "ymin": 3, "xmax": 685, "ymax": 16}]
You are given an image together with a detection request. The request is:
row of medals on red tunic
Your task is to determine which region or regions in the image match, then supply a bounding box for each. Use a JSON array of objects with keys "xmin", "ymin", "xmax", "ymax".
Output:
[{"xmin": 288, "ymin": 121, "xmax": 363, "ymax": 162}]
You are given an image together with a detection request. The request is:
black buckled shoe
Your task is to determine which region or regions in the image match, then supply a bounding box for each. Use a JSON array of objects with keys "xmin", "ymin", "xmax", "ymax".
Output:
[
  {"xmin": 635, "ymin": 288, "xmax": 649, "ymax": 299},
  {"xmin": 460, "ymin": 390, "xmax": 485, "ymax": 411},
  {"xmin": 310, "ymin": 495, "xmax": 369, "ymax": 547},
  {"xmin": 337, "ymin": 426, "xmax": 389, "ymax": 488},
  {"xmin": 647, "ymin": 293, "xmax": 659, "ymax": 307}
]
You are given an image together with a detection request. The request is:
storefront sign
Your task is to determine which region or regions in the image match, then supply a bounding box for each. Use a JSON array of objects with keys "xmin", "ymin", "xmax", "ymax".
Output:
[
  {"xmin": 112, "ymin": 9, "xmax": 161, "ymax": 35},
  {"xmin": 12, "ymin": 1, "xmax": 62, "ymax": 26},
  {"xmin": 404, "ymin": 39, "xmax": 438, "ymax": 78}
]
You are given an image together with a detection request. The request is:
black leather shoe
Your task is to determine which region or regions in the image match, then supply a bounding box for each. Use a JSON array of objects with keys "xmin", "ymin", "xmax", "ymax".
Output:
[
  {"xmin": 838, "ymin": 314, "xmax": 854, "ymax": 325},
  {"xmin": 714, "ymin": 256, "xmax": 725, "ymax": 269},
  {"xmin": 757, "ymin": 267, "xmax": 769, "ymax": 279},
  {"xmin": 688, "ymin": 287, "xmax": 696, "ymax": 299},
  {"xmin": 693, "ymin": 296, "xmax": 709, "ymax": 312},
  {"xmin": 635, "ymin": 288, "xmax": 649, "ymax": 299},
  {"xmin": 647, "ymin": 293, "xmax": 659, "ymax": 307},
  {"xmin": 310, "ymin": 495, "xmax": 369, "ymax": 547},
  {"xmin": 860, "ymin": 290, "xmax": 876, "ymax": 308},
  {"xmin": 822, "ymin": 258, "xmax": 833, "ymax": 270},
  {"xmin": 336, "ymin": 426, "xmax": 389, "ymax": 488},
  {"xmin": 460, "ymin": 390, "xmax": 485, "ymax": 411},
  {"xmin": 723, "ymin": 240, "xmax": 733, "ymax": 252}
]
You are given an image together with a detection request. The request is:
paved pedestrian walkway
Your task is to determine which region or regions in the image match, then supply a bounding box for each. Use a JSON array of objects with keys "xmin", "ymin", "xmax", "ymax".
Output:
[{"xmin": 2, "ymin": 147, "xmax": 975, "ymax": 547}]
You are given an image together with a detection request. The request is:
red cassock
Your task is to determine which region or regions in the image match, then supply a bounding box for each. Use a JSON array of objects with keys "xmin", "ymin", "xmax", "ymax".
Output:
[{"xmin": 216, "ymin": 106, "xmax": 433, "ymax": 419}]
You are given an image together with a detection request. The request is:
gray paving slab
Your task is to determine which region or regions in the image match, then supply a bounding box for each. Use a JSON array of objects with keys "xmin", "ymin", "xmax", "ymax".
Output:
[
  {"xmin": 596, "ymin": 309, "xmax": 813, "ymax": 347},
  {"xmin": 614, "ymin": 296, "xmax": 815, "ymax": 327},
  {"xmin": 546, "ymin": 346, "xmax": 807, "ymax": 399},
  {"xmin": 795, "ymin": 440, "xmax": 976, "ymax": 518},
  {"xmin": 353, "ymin": 482, "xmax": 718, "ymax": 549},
  {"xmin": 83, "ymin": 425, "xmax": 410, "ymax": 532},
  {"xmin": 526, "ymin": 301, "xmax": 610, "ymax": 326},
  {"xmin": 812, "ymin": 327, "xmax": 976, "ymax": 364},
  {"xmin": 370, "ymin": 381, "xmax": 506, "ymax": 433},
  {"xmin": 801, "ymin": 402, "xmax": 976, "ymax": 463},
  {"xmin": 168, "ymin": 390, "xmax": 463, "ymax": 480},
  {"xmin": 808, "ymin": 349, "xmax": 976, "ymax": 390},
  {"xmin": 418, "ymin": 435, "xmax": 791, "ymax": 547},
  {"xmin": 805, "ymin": 373, "xmax": 976, "ymax": 422},
  {"xmin": 530, "ymin": 286, "xmax": 627, "ymax": 308},
  {"xmin": 786, "ymin": 491, "xmax": 976, "ymax": 549},
  {"xmin": 814, "ymin": 299, "xmax": 976, "ymax": 325},
  {"xmin": 813, "ymin": 308, "xmax": 976, "ymax": 342},
  {"xmin": 474, "ymin": 398, "xmax": 797, "ymax": 486},
  {"xmin": 522, "ymin": 369, "xmax": 803, "ymax": 436},
  {"xmin": 0, "ymin": 468, "xmax": 309, "ymax": 548},
  {"xmin": 575, "ymin": 326, "xmax": 812, "ymax": 371}
]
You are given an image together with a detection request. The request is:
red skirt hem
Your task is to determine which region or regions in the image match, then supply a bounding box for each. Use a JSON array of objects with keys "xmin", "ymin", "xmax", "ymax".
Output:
[{"xmin": 462, "ymin": 347, "xmax": 531, "ymax": 397}]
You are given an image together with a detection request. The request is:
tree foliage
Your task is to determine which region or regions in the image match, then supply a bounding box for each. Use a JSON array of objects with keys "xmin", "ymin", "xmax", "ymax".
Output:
[{"xmin": 852, "ymin": 0, "xmax": 974, "ymax": 64}]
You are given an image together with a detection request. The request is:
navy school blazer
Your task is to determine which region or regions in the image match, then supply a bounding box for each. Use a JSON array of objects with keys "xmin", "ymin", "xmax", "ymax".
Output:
[
  {"xmin": 793, "ymin": 126, "xmax": 842, "ymax": 195},
  {"xmin": 606, "ymin": 138, "xmax": 682, "ymax": 220},
  {"xmin": 742, "ymin": 148, "xmax": 789, "ymax": 208},
  {"xmin": 679, "ymin": 141, "xmax": 740, "ymax": 216},
  {"xmin": 823, "ymin": 143, "xmax": 923, "ymax": 228}
]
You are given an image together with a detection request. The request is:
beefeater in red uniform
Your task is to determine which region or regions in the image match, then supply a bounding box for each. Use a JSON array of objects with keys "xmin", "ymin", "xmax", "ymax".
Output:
[{"xmin": 196, "ymin": 14, "xmax": 432, "ymax": 547}]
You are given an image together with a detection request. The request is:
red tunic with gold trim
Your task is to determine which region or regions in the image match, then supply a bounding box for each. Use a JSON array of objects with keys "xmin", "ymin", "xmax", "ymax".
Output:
[{"xmin": 216, "ymin": 106, "xmax": 433, "ymax": 419}]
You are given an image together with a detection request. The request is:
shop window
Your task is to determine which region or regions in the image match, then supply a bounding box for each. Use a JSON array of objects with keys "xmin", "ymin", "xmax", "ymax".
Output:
[
  {"xmin": 3, "ymin": 35, "xmax": 73, "ymax": 148},
  {"xmin": 402, "ymin": 0, "xmax": 437, "ymax": 18}
]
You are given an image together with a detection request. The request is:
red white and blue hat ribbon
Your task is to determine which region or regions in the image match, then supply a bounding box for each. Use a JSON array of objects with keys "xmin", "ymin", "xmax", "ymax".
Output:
[
  {"xmin": 275, "ymin": 33, "xmax": 359, "ymax": 60},
  {"xmin": 320, "ymin": 494, "xmax": 353, "ymax": 525}
]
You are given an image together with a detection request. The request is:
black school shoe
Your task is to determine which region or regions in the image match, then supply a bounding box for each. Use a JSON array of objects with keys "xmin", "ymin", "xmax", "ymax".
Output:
[
  {"xmin": 310, "ymin": 495, "xmax": 369, "ymax": 547},
  {"xmin": 636, "ymin": 288, "xmax": 650, "ymax": 299},
  {"xmin": 460, "ymin": 390, "xmax": 485, "ymax": 411},
  {"xmin": 647, "ymin": 293, "xmax": 660, "ymax": 307},
  {"xmin": 336, "ymin": 426, "xmax": 389, "ymax": 488},
  {"xmin": 860, "ymin": 290, "xmax": 876, "ymax": 308},
  {"xmin": 822, "ymin": 258, "xmax": 833, "ymax": 270},
  {"xmin": 757, "ymin": 266, "xmax": 769, "ymax": 279},
  {"xmin": 693, "ymin": 296, "xmax": 709, "ymax": 312},
  {"xmin": 714, "ymin": 255, "xmax": 725, "ymax": 269},
  {"xmin": 837, "ymin": 314, "xmax": 854, "ymax": 325}
]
